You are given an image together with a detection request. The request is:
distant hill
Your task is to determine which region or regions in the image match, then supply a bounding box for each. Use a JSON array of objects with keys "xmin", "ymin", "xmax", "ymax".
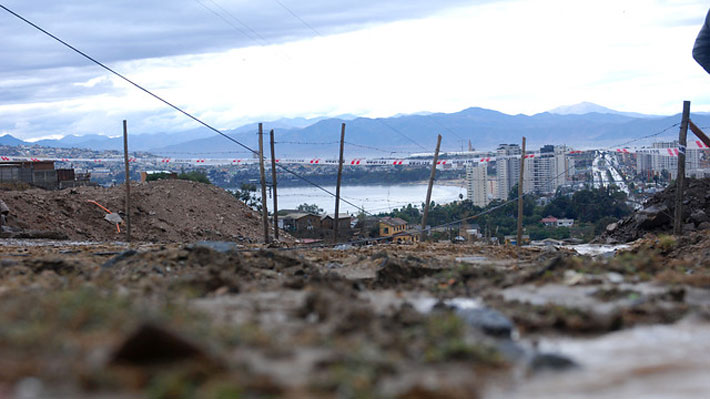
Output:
[
  {"xmin": 149, "ymin": 106, "xmax": 710, "ymax": 157},
  {"xmin": 0, "ymin": 134, "xmax": 26, "ymax": 146},
  {"xmin": 4, "ymin": 104, "xmax": 708, "ymax": 157},
  {"xmin": 548, "ymin": 102, "xmax": 661, "ymax": 119}
]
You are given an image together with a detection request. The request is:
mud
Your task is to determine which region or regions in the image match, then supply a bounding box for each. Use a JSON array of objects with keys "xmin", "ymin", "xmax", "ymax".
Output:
[
  {"xmin": 1, "ymin": 180, "xmax": 286, "ymax": 243},
  {"xmin": 1, "ymin": 234, "xmax": 710, "ymax": 397}
]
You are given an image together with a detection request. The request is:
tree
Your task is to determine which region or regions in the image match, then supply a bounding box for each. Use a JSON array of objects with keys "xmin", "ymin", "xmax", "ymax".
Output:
[
  {"xmin": 233, "ymin": 183, "xmax": 261, "ymax": 211},
  {"xmin": 297, "ymin": 203, "xmax": 323, "ymax": 214}
]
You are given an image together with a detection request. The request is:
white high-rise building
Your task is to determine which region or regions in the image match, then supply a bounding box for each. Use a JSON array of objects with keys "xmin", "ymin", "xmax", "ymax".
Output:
[
  {"xmin": 634, "ymin": 140, "xmax": 701, "ymax": 179},
  {"xmin": 466, "ymin": 163, "xmax": 489, "ymax": 207},
  {"xmin": 495, "ymin": 144, "xmax": 521, "ymax": 200}
]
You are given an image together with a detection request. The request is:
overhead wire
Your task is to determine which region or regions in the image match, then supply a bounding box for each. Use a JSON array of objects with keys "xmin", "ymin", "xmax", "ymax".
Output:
[
  {"xmin": 0, "ymin": 4, "xmax": 380, "ymax": 218},
  {"xmin": 270, "ymin": 0, "xmax": 322, "ymax": 37}
]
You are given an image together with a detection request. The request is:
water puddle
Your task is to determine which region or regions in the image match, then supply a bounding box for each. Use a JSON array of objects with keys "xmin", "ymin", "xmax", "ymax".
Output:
[
  {"xmin": 485, "ymin": 321, "xmax": 710, "ymax": 399},
  {"xmin": 569, "ymin": 244, "xmax": 630, "ymax": 257}
]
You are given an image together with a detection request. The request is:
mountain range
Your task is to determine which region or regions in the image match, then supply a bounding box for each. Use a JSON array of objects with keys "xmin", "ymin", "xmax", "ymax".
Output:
[{"xmin": 1, "ymin": 103, "xmax": 706, "ymax": 157}]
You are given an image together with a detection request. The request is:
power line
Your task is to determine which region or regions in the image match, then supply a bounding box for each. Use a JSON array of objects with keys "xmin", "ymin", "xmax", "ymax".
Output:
[
  {"xmin": 0, "ymin": 4, "xmax": 376, "ymax": 218},
  {"xmin": 270, "ymin": 0, "xmax": 322, "ymax": 37},
  {"xmin": 191, "ymin": 0, "xmax": 259, "ymax": 44}
]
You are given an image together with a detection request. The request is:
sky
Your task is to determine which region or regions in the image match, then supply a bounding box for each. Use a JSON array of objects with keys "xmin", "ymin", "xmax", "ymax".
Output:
[{"xmin": 1, "ymin": 0, "xmax": 710, "ymax": 141}]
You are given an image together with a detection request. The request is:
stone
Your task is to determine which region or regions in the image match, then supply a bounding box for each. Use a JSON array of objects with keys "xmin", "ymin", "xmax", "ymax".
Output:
[
  {"xmin": 192, "ymin": 241, "xmax": 239, "ymax": 254},
  {"xmin": 111, "ymin": 323, "xmax": 211, "ymax": 366},
  {"xmin": 529, "ymin": 353, "xmax": 578, "ymax": 373},
  {"xmin": 698, "ymin": 222, "xmax": 710, "ymax": 231},
  {"xmin": 102, "ymin": 250, "xmax": 137, "ymax": 268},
  {"xmin": 455, "ymin": 307, "xmax": 514, "ymax": 338},
  {"xmin": 606, "ymin": 222, "xmax": 618, "ymax": 233},
  {"xmin": 691, "ymin": 210, "xmax": 709, "ymax": 225}
]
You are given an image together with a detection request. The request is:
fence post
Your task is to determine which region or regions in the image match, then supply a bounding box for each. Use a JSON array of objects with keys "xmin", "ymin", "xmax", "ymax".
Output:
[
  {"xmin": 421, "ymin": 134, "xmax": 442, "ymax": 242},
  {"xmin": 122, "ymin": 120, "xmax": 132, "ymax": 244},
  {"xmin": 258, "ymin": 123, "xmax": 270, "ymax": 244},
  {"xmin": 516, "ymin": 137, "xmax": 526, "ymax": 247},
  {"xmin": 673, "ymin": 101, "xmax": 691, "ymax": 235},
  {"xmin": 270, "ymin": 129, "xmax": 279, "ymax": 241},
  {"xmin": 334, "ymin": 123, "xmax": 346, "ymax": 243}
]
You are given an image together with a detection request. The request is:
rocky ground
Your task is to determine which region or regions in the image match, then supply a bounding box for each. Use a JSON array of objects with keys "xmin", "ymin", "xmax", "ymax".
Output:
[
  {"xmin": 1, "ymin": 182, "xmax": 710, "ymax": 398},
  {"xmin": 0, "ymin": 235, "xmax": 709, "ymax": 398},
  {"xmin": 604, "ymin": 177, "xmax": 710, "ymax": 243}
]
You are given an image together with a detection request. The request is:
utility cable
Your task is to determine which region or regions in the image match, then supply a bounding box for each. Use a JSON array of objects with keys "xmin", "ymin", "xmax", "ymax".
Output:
[
  {"xmin": 270, "ymin": 0, "xmax": 322, "ymax": 37},
  {"xmin": 0, "ymin": 4, "xmax": 378, "ymax": 217}
]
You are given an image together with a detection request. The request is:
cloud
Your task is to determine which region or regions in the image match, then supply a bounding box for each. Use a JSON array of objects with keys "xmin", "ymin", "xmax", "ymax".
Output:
[
  {"xmin": 0, "ymin": 0, "xmax": 494, "ymax": 71},
  {"xmin": 2, "ymin": 0, "xmax": 710, "ymax": 141}
]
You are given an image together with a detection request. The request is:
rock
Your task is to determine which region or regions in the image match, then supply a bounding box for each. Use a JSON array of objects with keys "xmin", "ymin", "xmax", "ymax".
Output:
[
  {"xmin": 606, "ymin": 222, "xmax": 618, "ymax": 233},
  {"xmin": 637, "ymin": 205, "xmax": 671, "ymax": 229},
  {"xmin": 455, "ymin": 307, "xmax": 515, "ymax": 338},
  {"xmin": 529, "ymin": 353, "xmax": 578, "ymax": 373},
  {"xmin": 111, "ymin": 323, "xmax": 212, "ymax": 366},
  {"xmin": 699, "ymin": 222, "xmax": 710, "ymax": 230},
  {"xmin": 606, "ymin": 272, "xmax": 624, "ymax": 284},
  {"xmin": 192, "ymin": 241, "xmax": 239, "ymax": 254},
  {"xmin": 691, "ymin": 210, "xmax": 709, "ymax": 225},
  {"xmin": 102, "ymin": 250, "xmax": 137, "ymax": 268},
  {"xmin": 683, "ymin": 223, "xmax": 696, "ymax": 233}
]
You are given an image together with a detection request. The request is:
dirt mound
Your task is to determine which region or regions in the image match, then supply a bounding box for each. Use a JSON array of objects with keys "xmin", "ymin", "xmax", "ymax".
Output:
[
  {"xmin": 603, "ymin": 178, "xmax": 710, "ymax": 243},
  {"xmin": 1, "ymin": 180, "xmax": 278, "ymax": 243}
]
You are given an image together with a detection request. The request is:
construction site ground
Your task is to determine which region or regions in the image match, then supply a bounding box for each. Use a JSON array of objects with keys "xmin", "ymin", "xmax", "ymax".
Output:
[{"xmin": 1, "ymin": 181, "xmax": 710, "ymax": 398}]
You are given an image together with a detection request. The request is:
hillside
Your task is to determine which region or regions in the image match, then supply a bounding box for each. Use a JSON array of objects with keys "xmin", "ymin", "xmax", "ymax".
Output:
[{"xmin": 1, "ymin": 180, "xmax": 278, "ymax": 243}]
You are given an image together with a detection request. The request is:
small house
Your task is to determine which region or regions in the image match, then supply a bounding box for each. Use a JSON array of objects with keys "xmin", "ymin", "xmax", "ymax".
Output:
[{"xmin": 379, "ymin": 217, "xmax": 419, "ymax": 243}]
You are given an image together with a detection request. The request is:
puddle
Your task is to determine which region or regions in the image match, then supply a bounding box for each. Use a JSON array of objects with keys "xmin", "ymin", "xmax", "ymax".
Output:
[
  {"xmin": 485, "ymin": 321, "xmax": 710, "ymax": 399},
  {"xmin": 569, "ymin": 244, "xmax": 630, "ymax": 257},
  {"xmin": 456, "ymin": 256, "xmax": 489, "ymax": 263},
  {"xmin": 0, "ymin": 239, "xmax": 126, "ymax": 247},
  {"xmin": 360, "ymin": 291, "xmax": 482, "ymax": 314}
]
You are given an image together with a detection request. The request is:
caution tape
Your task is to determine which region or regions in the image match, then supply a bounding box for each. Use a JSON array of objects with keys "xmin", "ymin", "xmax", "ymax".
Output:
[{"xmin": 1, "ymin": 146, "xmax": 706, "ymax": 167}]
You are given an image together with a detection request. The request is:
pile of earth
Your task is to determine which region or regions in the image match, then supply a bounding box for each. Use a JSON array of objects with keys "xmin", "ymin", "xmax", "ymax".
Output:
[
  {"xmin": 603, "ymin": 178, "xmax": 710, "ymax": 243},
  {"xmin": 0, "ymin": 179, "xmax": 279, "ymax": 243}
]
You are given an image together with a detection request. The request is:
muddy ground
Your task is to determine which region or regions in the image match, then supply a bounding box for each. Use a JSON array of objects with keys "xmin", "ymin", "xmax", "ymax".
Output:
[
  {"xmin": 1, "ymin": 232, "xmax": 709, "ymax": 398},
  {"xmin": 1, "ymin": 180, "xmax": 282, "ymax": 243}
]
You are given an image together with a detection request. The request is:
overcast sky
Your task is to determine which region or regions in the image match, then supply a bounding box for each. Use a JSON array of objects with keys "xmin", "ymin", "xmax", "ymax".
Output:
[{"xmin": 1, "ymin": 0, "xmax": 709, "ymax": 141}]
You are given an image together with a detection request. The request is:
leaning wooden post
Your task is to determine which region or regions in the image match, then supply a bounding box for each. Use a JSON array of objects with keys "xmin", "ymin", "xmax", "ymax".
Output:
[
  {"xmin": 269, "ymin": 129, "xmax": 279, "ymax": 241},
  {"xmin": 334, "ymin": 123, "xmax": 346, "ymax": 243},
  {"xmin": 689, "ymin": 120, "xmax": 710, "ymax": 148},
  {"xmin": 673, "ymin": 101, "xmax": 691, "ymax": 236},
  {"xmin": 258, "ymin": 123, "xmax": 270, "ymax": 244},
  {"xmin": 516, "ymin": 137, "xmax": 527, "ymax": 247},
  {"xmin": 122, "ymin": 120, "xmax": 132, "ymax": 243},
  {"xmin": 421, "ymin": 134, "xmax": 442, "ymax": 242}
]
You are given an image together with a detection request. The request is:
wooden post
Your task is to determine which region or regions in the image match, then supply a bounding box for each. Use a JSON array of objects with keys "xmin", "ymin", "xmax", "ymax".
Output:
[
  {"xmin": 258, "ymin": 123, "xmax": 270, "ymax": 244},
  {"xmin": 689, "ymin": 121, "xmax": 710, "ymax": 148},
  {"xmin": 421, "ymin": 134, "xmax": 442, "ymax": 242},
  {"xmin": 122, "ymin": 120, "xmax": 132, "ymax": 243},
  {"xmin": 517, "ymin": 137, "xmax": 526, "ymax": 247},
  {"xmin": 270, "ymin": 129, "xmax": 279, "ymax": 241},
  {"xmin": 334, "ymin": 123, "xmax": 346, "ymax": 243},
  {"xmin": 674, "ymin": 101, "xmax": 691, "ymax": 235}
]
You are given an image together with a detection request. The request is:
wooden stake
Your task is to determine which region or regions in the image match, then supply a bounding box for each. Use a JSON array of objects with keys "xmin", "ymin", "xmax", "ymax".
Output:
[
  {"xmin": 334, "ymin": 123, "xmax": 346, "ymax": 243},
  {"xmin": 270, "ymin": 129, "xmax": 279, "ymax": 241},
  {"xmin": 421, "ymin": 134, "xmax": 442, "ymax": 242},
  {"xmin": 258, "ymin": 123, "xmax": 270, "ymax": 244},
  {"xmin": 517, "ymin": 137, "xmax": 526, "ymax": 247},
  {"xmin": 674, "ymin": 101, "xmax": 691, "ymax": 236},
  {"xmin": 122, "ymin": 120, "xmax": 131, "ymax": 243},
  {"xmin": 689, "ymin": 120, "xmax": 710, "ymax": 148}
]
